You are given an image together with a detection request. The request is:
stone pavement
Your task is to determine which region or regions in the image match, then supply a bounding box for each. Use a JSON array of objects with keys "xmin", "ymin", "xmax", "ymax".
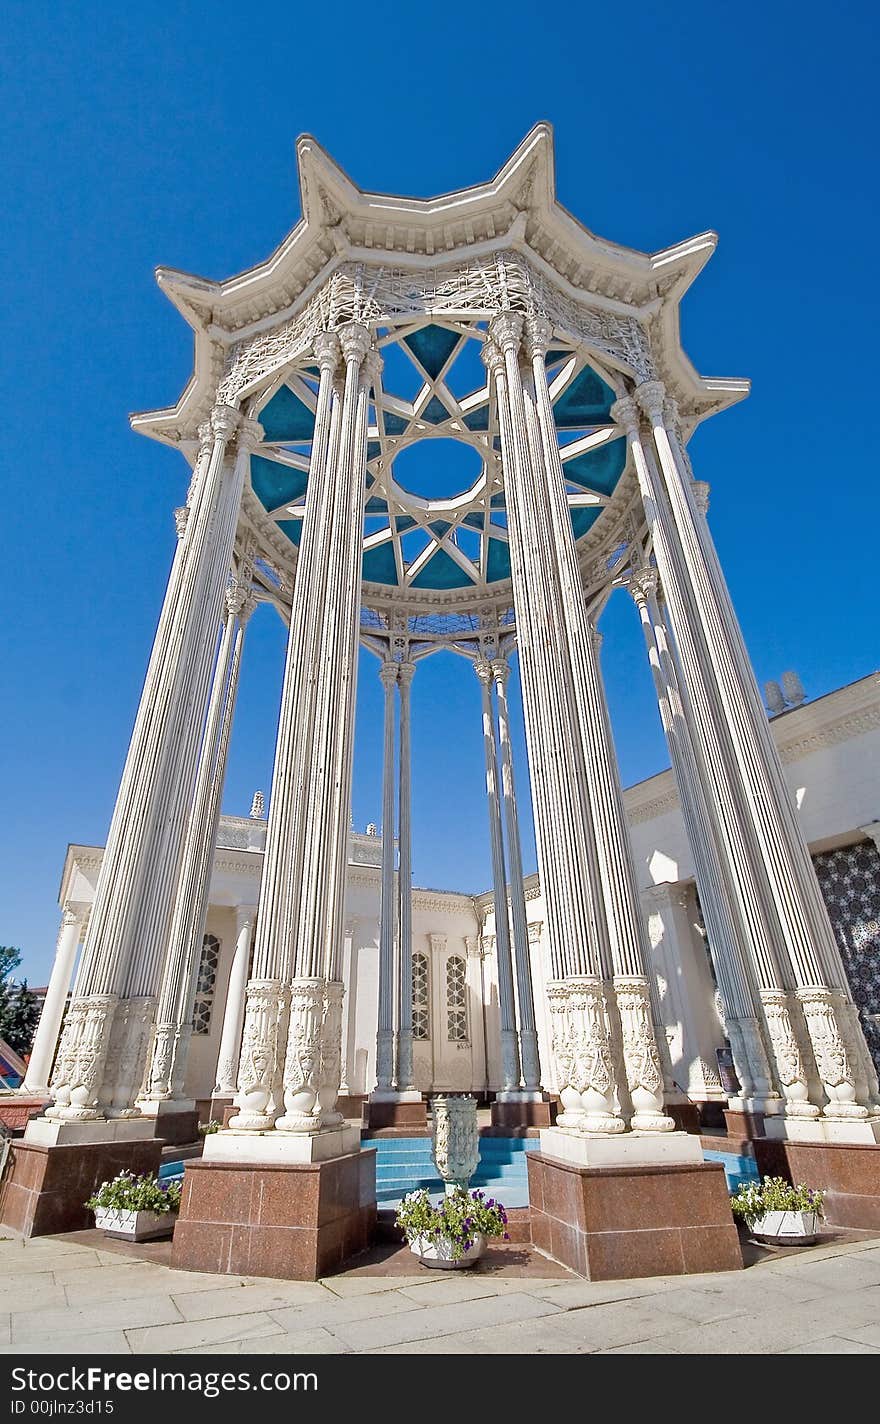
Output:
[{"xmin": 2, "ymin": 1230, "xmax": 880, "ymax": 1354}]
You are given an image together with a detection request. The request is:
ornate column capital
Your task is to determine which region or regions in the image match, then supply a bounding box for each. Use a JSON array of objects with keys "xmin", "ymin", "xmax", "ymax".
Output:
[
  {"xmin": 236, "ymin": 417, "xmax": 264, "ymax": 454},
  {"xmin": 235, "ymin": 903, "xmax": 257, "ymax": 936},
  {"xmin": 609, "ymin": 395, "xmax": 640, "ymax": 436},
  {"xmin": 490, "ymin": 656, "xmax": 510, "ymax": 687},
  {"xmin": 625, "ymin": 565, "xmax": 659, "ymax": 609},
  {"xmin": 481, "ymin": 339, "xmax": 505, "ymax": 378},
  {"xmin": 60, "ymin": 903, "xmax": 80, "ymax": 930},
  {"xmin": 692, "ymin": 480, "xmax": 711, "ymax": 517},
  {"xmin": 313, "ymin": 330, "xmax": 341, "ymax": 373},
  {"xmin": 473, "ymin": 657, "xmax": 493, "ymax": 690},
  {"xmin": 397, "ymin": 659, "xmax": 415, "ymax": 691},
  {"xmin": 225, "ymin": 581, "xmax": 256, "ymax": 622},
  {"xmin": 379, "ymin": 659, "xmax": 399, "ymax": 692},
  {"xmin": 197, "ymin": 420, "xmax": 215, "ymax": 457},
  {"xmin": 524, "ymin": 314, "xmax": 554, "ymax": 360},
  {"xmin": 363, "ymin": 348, "xmax": 383, "ymax": 391},
  {"xmin": 338, "ymin": 321, "xmax": 372, "ymax": 366},
  {"xmin": 210, "ymin": 403, "xmax": 241, "ymax": 443},
  {"xmin": 488, "ymin": 311, "xmax": 524, "ymax": 355},
  {"xmin": 173, "ymin": 506, "xmax": 189, "ymax": 539},
  {"xmin": 634, "ymin": 380, "xmax": 667, "ymax": 424}
]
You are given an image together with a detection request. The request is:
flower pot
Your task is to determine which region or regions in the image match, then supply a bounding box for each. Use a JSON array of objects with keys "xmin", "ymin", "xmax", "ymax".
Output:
[
  {"xmin": 408, "ymin": 1233, "xmax": 486, "ymax": 1269},
  {"xmin": 746, "ymin": 1210, "xmax": 820, "ymax": 1245},
  {"xmin": 93, "ymin": 1206, "xmax": 178, "ymax": 1242}
]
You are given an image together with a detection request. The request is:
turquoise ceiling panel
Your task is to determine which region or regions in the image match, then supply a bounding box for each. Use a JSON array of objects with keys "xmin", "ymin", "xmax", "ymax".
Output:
[
  {"xmin": 383, "ymin": 412, "xmax": 410, "ymax": 436},
  {"xmin": 552, "ymin": 364, "xmax": 616, "ymax": 427},
  {"xmin": 395, "ymin": 515, "xmax": 417, "ymax": 532},
  {"xmin": 365, "ymin": 496, "xmax": 388, "ymax": 513},
  {"xmin": 362, "ymin": 543, "xmax": 399, "ymax": 585},
  {"xmin": 490, "ymin": 492, "xmax": 506, "ymax": 509},
  {"xmin": 545, "ymin": 349, "xmax": 570, "ymax": 367},
  {"xmin": 367, "ymin": 441, "xmax": 382, "ymax": 460},
  {"xmin": 277, "ymin": 519, "xmax": 303, "ymax": 546},
  {"xmin": 259, "ymin": 385, "xmax": 316, "ymax": 441},
  {"xmin": 421, "ymin": 395, "xmax": 450, "ymax": 425},
  {"xmin": 486, "ymin": 538, "xmax": 511, "ymax": 582},
  {"xmin": 463, "ymin": 512, "xmax": 484, "ymax": 530},
  {"xmin": 404, "ymin": 325, "xmax": 460, "ymax": 379},
  {"xmin": 411, "ymin": 546, "xmax": 471, "ymax": 589},
  {"xmin": 250, "ymin": 455, "xmax": 308, "ymax": 511},
  {"xmin": 429, "ymin": 520, "xmax": 451, "ymax": 537},
  {"xmin": 570, "ymin": 506, "xmax": 603, "ymax": 540},
  {"xmin": 563, "ymin": 436, "xmax": 626, "ymax": 496},
  {"xmin": 463, "ymin": 405, "xmax": 490, "ymax": 432}
]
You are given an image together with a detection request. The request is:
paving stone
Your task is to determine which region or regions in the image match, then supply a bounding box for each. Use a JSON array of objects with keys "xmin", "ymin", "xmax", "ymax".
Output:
[
  {"xmin": 529, "ymin": 1277, "xmax": 669, "ymax": 1308},
  {"xmin": 126, "ymin": 1312, "xmax": 285, "ymax": 1353},
  {"xmin": 326, "ymin": 1290, "xmax": 561, "ymax": 1352},
  {"xmin": 830, "ymin": 1320, "xmax": 880, "ymax": 1349},
  {"xmin": 396, "ymin": 1276, "xmax": 539, "ymax": 1306},
  {"xmin": 542, "ymin": 1299, "xmax": 692, "ymax": 1353},
  {"xmin": 12, "ymin": 1294, "xmax": 183, "ymax": 1345},
  {"xmin": 320, "ymin": 1273, "xmax": 435, "ymax": 1297},
  {"xmin": 784, "ymin": 1335, "xmax": 880, "ymax": 1354},
  {"xmin": 170, "ymin": 1281, "xmax": 329, "ymax": 1321},
  {"xmin": 269, "ymin": 1290, "xmax": 425, "ymax": 1333},
  {"xmin": 0, "ymin": 1333, "xmax": 134, "ymax": 1355},
  {"xmin": 181, "ymin": 1328, "xmax": 348, "ymax": 1355},
  {"xmin": 0, "ymin": 1248, "xmax": 105, "ymax": 1275}
]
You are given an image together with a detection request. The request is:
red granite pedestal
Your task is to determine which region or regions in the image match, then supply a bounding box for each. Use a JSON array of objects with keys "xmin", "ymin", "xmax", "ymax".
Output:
[
  {"xmin": 753, "ymin": 1136, "xmax": 880, "ymax": 1230},
  {"xmin": 665, "ymin": 1101, "xmax": 702, "ymax": 1134},
  {"xmin": 364, "ymin": 1097, "xmax": 428, "ymax": 1131},
  {"xmin": 146, "ymin": 1108, "xmax": 201, "ymax": 1146},
  {"xmin": 171, "ymin": 1148, "xmax": 377, "ymax": 1280},
  {"xmin": 723, "ymin": 1109, "xmax": 766, "ymax": 1141},
  {"xmin": 490, "ymin": 1097, "xmax": 556, "ymax": 1129},
  {"xmin": 0, "ymin": 1136, "xmax": 163, "ymax": 1238},
  {"xmin": 527, "ymin": 1151, "xmax": 742, "ymax": 1280}
]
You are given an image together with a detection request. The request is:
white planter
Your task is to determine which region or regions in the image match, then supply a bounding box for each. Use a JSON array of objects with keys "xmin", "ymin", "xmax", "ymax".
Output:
[
  {"xmin": 93, "ymin": 1206, "xmax": 177, "ymax": 1241},
  {"xmin": 408, "ymin": 1233, "xmax": 486, "ymax": 1269},
  {"xmin": 746, "ymin": 1210, "xmax": 820, "ymax": 1245}
]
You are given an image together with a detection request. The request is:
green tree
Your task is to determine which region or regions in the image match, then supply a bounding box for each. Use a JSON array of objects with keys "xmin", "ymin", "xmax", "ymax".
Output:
[{"xmin": 0, "ymin": 945, "xmax": 41, "ymax": 1059}]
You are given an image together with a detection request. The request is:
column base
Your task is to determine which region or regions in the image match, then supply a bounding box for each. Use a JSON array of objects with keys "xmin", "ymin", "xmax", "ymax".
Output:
[
  {"xmin": 24, "ymin": 1117, "xmax": 158, "ymax": 1147},
  {"xmin": 136, "ymin": 1099, "xmax": 201, "ymax": 1145},
  {"xmin": 335, "ymin": 1094, "xmax": 366, "ymax": 1120},
  {"xmin": 172, "ymin": 1148, "xmax": 377, "ymax": 1280},
  {"xmin": 664, "ymin": 1102, "xmax": 702, "ymax": 1134},
  {"xmin": 0, "ymin": 1136, "xmax": 163, "ymax": 1238},
  {"xmin": 763, "ymin": 1114, "xmax": 880, "ymax": 1146},
  {"xmin": 753, "ymin": 1136, "xmax": 880, "ymax": 1230},
  {"xmin": 539, "ymin": 1127, "xmax": 703, "ymax": 1170},
  {"xmin": 527, "ymin": 1150, "xmax": 741, "ymax": 1280},
  {"xmin": 202, "ymin": 1125, "xmax": 361, "ymax": 1165},
  {"xmin": 723, "ymin": 1108, "xmax": 767, "ymax": 1141},
  {"xmin": 491, "ymin": 1093, "xmax": 555, "ymax": 1129},
  {"xmin": 364, "ymin": 1093, "xmax": 427, "ymax": 1131}
]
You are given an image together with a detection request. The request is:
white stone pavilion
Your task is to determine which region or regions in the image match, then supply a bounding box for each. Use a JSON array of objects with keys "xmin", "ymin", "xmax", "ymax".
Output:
[{"xmin": 6, "ymin": 125, "xmax": 879, "ymax": 1278}]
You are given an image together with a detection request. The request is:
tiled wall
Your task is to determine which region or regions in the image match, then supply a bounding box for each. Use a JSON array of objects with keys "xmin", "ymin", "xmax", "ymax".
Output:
[{"xmin": 814, "ymin": 841, "xmax": 880, "ymax": 1073}]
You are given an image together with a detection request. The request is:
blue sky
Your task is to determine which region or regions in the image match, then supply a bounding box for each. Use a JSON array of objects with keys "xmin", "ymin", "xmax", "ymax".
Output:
[{"xmin": 3, "ymin": 2, "xmax": 877, "ymax": 982}]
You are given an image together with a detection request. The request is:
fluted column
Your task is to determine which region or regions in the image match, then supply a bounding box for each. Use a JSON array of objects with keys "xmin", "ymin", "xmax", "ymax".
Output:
[
  {"xmin": 22, "ymin": 906, "xmax": 84, "ymax": 1095},
  {"xmin": 627, "ymin": 566, "xmax": 775, "ymax": 1109},
  {"xmin": 484, "ymin": 316, "xmax": 622, "ymax": 1134},
  {"xmin": 492, "ymin": 657, "xmax": 541, "ymax": 1089},
  {"xmin": 142, "ymin": 575, "xmax": 255, "ymax": 1106},
  {"xmin": 47, "ymin": 405, "xmax": 255, "ymax": 1123},
  {"xmin": 475, "ymin": 658, "xmax": 521, "ymax": 1091},
  {"xmin": 375, "ymin": 660, "xmax": 398, "ymax": 1091},
  {"xmin": 617, "ymin": 385, "xmax": 878, "ymax": 1132},
  {"xmin": 395, "ymin": 659, "xmax": 415, "ymax": 1092},
  {"xmin": 233, "ymin": 324, "xmax": 376, "ymax": 1139},
  {"xmin": 213, "ymin": 904, "xmax": 257, "ymax": 1096}
]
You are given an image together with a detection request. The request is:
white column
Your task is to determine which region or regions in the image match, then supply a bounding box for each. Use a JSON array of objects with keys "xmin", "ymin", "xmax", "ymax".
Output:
[
  {"xmin": 22, "ymin": 906, "xmax": 83, "ymax": 1095},
  {"xmin": 644, "ymin": 882, "xmax": 728, "ymax": 1102},
  {"xmin": 627, "ymin": 566, "xmax": 776, "ymax": 1109},
  {"xmin": 143, "ymin": 574, "xmax": 254, "ymax": 1107},
  {"xmin": 231, "ymin": 325, "xmax": 376, "ymax": 1145},
  {"xmin": 474, "ymin": 658, "xmax": 521, "ymax": 1091},
  {"xmin": 375, "ymin": 661, "xmax": 398, "ymax": 1091},
  {"xmin": 484, "ymin": 317, "xmax": 623, "ymax": 1135},
  {"xmin": 616, "ymin": 385, "xmax": 879, "ymax": 1135},
  {"xmin": 213, "ymin": 904, "xmax": 257, "ymax": 1096},
  {"xmin": 47, "ymin": 406, "xmax": 256, "ymax": 1124},
  {"xmin": 339, "ymin": 918, "xmax": 357, "ymax": 1097},
  {"xmin": 492, "ymin": 657, "xmax": 542, "ymax": 1090},
  {"xmin": 395, "ymin": 660, "xmax": 416, "ymax": 1092}
]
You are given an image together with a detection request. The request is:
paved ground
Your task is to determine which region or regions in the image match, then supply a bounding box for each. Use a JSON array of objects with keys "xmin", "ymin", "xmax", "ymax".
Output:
[{"xmin": 2, "ymin": 1230, "xmax": 880, "ymax": 1354}]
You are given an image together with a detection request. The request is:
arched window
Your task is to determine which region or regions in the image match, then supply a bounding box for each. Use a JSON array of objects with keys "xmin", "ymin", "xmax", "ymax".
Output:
[
  {"xmin": 412, "ymin": 952, "xmax": 430, "ymax": 1040},
  {"xmin": 446, "ymin": 955, "xmax": 468, "ymax": 1042},
  {"xmin": 192, "ymin": 934, "xmax": 220, "ymax": 1035}
]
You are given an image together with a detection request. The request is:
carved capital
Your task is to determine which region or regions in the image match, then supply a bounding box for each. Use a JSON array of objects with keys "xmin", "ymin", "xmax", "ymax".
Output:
[
  {"xmin": 197, "ymin": 421, "xmax": 215, "ymax": 457},
  {"xmin": 473, "ymin": 657, "xmax": 493, "ymax": 690},
  {"xmin": 313, "ymin": 330, "xmax": 341, "ymax": 373},
  {"xmin": 488, "ymin": 310, "xmax": 524, "ymax": 355},
  {"xmin": 524, "ymin": 313, "xmax": 554, "ymax": 360},
  {"xmin": 481, "ymin": 339, "xmax": 505, "ymax": 378},
  {"xmin": 362, "ymin": 348, "xmax": 383, "ymax": 390},
  {"xmin": 692, "ymin": 480, "xmax": 711, "ymax": 517},
  {"xmin": 210, "ymin": 403, "xmax": 241, "ymax": 443},
  {"xmin": 635, "ymin": 380, "xmax": 667, "ymax": 423},
  {"xmin": 397, "ymin": 659, "xmax": 415, "ymax": 691},
  {"xmin": 235, "ymin": 903, "xmax": 257, "ymax": 937},
  {"xmin": 338, "ymin": 321, "xmax": 372, "ymax": 366},
  {"xmin": 625, "ymin": 565, "xmax": 659, "ymax": 609},
  {"xmin": 236, "ymin": 417, "xmax": 264, "ymax": 453},
  {"xmin": 610, "ymin": 395, "xmax": 640, "ymax": 436},
  {"xmin": 379, "ymin": 660, "xmax": 399, "ymax": 691},
  {"xmin": 173, "ymin": 506, "xmax": 189, "ymax": 539},
  {"xmin": 490, "ymin": 657, "xmax": 510, "ymax": 687}
]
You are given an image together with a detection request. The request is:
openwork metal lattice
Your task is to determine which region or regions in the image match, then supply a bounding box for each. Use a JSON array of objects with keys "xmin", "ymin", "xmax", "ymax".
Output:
[
  {"xmin": 446, "ymin": 954, "xmax": 468, "ymax": 1043},
  {"xmin": 192, "ymin": 934, "xmax": 220, "ymax": 1035},
  {"xmin": 412, "ymin": 951, "xmax": 430, "ymax": 1041}
]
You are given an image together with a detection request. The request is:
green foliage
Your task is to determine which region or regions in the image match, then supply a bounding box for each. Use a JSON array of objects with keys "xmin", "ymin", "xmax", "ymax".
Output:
[
  {"xmin": 86, "ymin": 1171, "xmax": 182, "ymax": 1216},
  {"xmin": 730, "ymin": 1175, "xmax": 824, "ymax": 1221},
  {"xmin": 0, "ymin": 946, "xmax": 41, "ymax": 1059},
  {"xmin": 396, "ymin": 1187, "xmax": 509, "ymax": 1260},
  {"xmin": 198, "ymin": 1119, "xmax": 221, "ymax": 1136}
]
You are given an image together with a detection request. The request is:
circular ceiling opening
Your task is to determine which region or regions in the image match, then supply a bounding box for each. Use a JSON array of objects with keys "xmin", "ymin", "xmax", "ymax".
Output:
[{"xmin": 390, "ymin": 438, "xmax": 484, "ymax": 503}]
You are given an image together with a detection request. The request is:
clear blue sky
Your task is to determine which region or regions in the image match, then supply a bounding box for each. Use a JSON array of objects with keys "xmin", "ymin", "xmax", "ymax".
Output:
[{"xmin": 3, "ymin": 2, "xmax": 877, "ymax": 983}]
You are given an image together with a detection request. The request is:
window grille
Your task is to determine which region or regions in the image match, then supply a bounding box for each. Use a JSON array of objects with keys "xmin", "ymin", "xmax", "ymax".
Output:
[
  {"xmin": 192, "ymin": 934, "xmax": 220, "ymax": 1035},
  {"xmin": 446, "ymin": 955, "xmax": 468, "ymax": 1042}
]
